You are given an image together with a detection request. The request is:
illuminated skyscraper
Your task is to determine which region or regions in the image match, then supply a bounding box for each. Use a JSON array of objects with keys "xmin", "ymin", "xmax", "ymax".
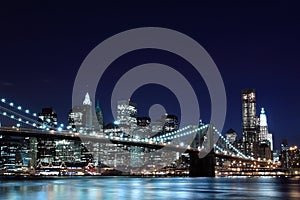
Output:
[
  {"xmin": 68, "ymin": 92, "xmax": 101, "ymax": 133},
  {"xmin": 68, "ymin": 106, "xmax": 83, "ymax": 130},
  {"xmin": 259, "ymin": 108, "xmax": 268, "ymax": 141},
  {"xmin": 82, "ymin": 92, "xmax": 93, "ymax": 130},
  {"xmin": 242, "ymin": 89, "xmax": 259, "ymax": 157},
  {"xmin": 117, "ymin": 100, "xmax": 137, "ymax": 133},
  {"xmin": 134, "ymin": 117, "xmax": 151, "ymax": 139},
  {"xmin": 83, "ymin": 92, "xmax": 92, "ymax": 106},
  {"xmin": 259, "ymin": 107, "xmax": 273, "ymax": 151},
  {"xmin": 96, "ymin": 100, "xmax": 104, "ymax": 129}
]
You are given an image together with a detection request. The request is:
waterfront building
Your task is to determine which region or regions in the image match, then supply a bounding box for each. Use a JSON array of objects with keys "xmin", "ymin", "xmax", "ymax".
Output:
[
  {"xmin": 280, "ymin": 140, "xmax": 289, "ymax": 168},
  {"xmin": 0, "ymin": 136, "xmax": 32, "ymax": 173}
]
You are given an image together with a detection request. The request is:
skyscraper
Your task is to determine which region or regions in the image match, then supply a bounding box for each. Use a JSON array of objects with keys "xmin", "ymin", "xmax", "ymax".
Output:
[
  {"xmin": 68, "ymin": 106, "xmax": 83, "ymax": 130},
  {"xmin": 82, "ymin": 92, "xmax": 93, "ymax": 130},
  {"xmin": 259, "ymin": 108, "xmax": 268, "ymax": 141},
  {"xmin": 135, "ymin": 117, "xmax": 151, "ymax": 138},
  {"xmin": 96, "ymin": 100, "xmax": 104, "ymax": 129},
  {"xmin": 117, "ymin": 100, "xmax": 137, "ymax": 133},
  {"xmin": 68, "ymin": 92, "xmax": 101, "ymax": 133},
  {"xmin": 259, "ymin": 107, "xmax": 273, "ymax": 151},
  {"xmin": 242, "ymin": 89, "xmax": 259, "ymax": 157}
]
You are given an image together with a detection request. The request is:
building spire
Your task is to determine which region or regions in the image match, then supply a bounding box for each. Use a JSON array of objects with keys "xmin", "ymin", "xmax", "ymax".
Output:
[
  {"xmin": 260, "ymin": 107, "xmax": 267, "ymax": 127},
  {"xmin": 96, "ymin": 99, "xmax": 100, "ymax": 109},
  {"xmin": 83, "ymin": 92, "xmax": 92, "ymax": 106}
]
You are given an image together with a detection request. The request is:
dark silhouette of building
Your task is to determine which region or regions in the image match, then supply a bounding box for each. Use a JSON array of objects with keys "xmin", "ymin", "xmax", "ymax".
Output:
[
  {"xmin": 137, "ymin": 117, "xmax": 151, "ymax": 127},
  {"xmin": 225, "ymin": 128, "xmax": 238, "ymax": 146},
  {"xmin": 163, "ymin": 114, "xmax": 179, "ymax": 133},
  {"xmin": 96, "ymin": 100, "xmax": 104, "ymax": 129},
  {"xmin": 38, "ymin": 108, "xmax": 58, "ymax": 129}
]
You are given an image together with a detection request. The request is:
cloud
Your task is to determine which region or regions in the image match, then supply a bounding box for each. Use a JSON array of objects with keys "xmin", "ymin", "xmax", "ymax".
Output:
[{"xmin": 1, "ymin": 82, "xmax": 14, "ymax": 87}]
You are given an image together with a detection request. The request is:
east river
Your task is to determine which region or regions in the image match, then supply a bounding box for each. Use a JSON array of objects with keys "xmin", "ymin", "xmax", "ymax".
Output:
[{"xmin": 1, "ymin": 177, "xmax": 300, "ymax": 199}]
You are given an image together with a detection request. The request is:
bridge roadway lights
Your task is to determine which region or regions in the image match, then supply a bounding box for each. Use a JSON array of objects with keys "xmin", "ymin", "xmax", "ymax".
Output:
[{"xmin": 189, "ymin": 150, "xmax": 215, "ymax": 177}]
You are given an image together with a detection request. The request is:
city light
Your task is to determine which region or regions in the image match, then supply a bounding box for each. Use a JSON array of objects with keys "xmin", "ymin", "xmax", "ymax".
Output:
[{"xmin": 0, "ymin": 92, "xmax": 294, "ymax": 178}]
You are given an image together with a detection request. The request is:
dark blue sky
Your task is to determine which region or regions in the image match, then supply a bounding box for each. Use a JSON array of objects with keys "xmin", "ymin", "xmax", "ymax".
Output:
[{"xmin": 1, "ymin": 1, "xmax": 300, "ymax": 149}]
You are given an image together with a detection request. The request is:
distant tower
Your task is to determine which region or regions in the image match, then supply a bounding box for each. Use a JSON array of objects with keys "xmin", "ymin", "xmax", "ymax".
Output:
[
  {"xmin": 259, "ymin": 107, "xmax": 273, "ymax": 151},
  {"xmin": 95, "ymin": 100, "xmax": 104, "ymax": 129},
  {"xmin": 135, "ymin": 117, "xmax": 151, "ymax": 139},
  {"xmin": 242, "ymin": 89, "xmax": 259, "ymax": 157},
  {"xmin": 117, "ymin": 100, "xmax": 137, "ymax": 133},
  {"xmin": 82, "ymin": 92, "xmax": 93, "ymax": 130},
  {"xmin": 83, "ymin": 92, "xmax": 92, "ymax": 106},
  {"xmin": 259, "ymin": 108, "xmax": 268, "ymax": 141},
  {"xmin": 68, "ymin": 106, "xmax": 83, "ymax": 130}
]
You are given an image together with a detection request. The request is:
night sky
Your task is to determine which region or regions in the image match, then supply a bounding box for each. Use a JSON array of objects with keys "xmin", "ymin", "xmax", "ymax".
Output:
[{"xmin": 1, "ymin": 1, "xmax": 300, "ymax": 149}]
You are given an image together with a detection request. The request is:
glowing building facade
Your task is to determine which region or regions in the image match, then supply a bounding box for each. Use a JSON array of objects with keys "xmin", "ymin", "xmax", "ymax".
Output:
[
  {"xmin": 117, "ymin": 100, "xmax": 137, "ymax": 133},
  {"xmin": 259, "ymin": 107, "xmax": 273, "ymax": 152},
  {"xmin": 242, "ymin": 89, "xmax": 259, "ymax": 157}
]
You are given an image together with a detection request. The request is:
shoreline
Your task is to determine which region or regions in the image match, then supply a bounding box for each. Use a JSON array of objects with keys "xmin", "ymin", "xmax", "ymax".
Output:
[{"xmin": 1, "ymin": 175, "xmax": 299, "ymax": 181}]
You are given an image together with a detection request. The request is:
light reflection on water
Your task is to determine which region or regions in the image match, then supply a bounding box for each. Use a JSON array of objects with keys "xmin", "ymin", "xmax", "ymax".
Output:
[{"xmin": 0, "ymin": 177, "xmax": 300, "ymax": 200}]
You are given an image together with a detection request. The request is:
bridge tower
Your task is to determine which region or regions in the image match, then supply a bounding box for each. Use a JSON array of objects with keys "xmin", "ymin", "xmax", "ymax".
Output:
[{"xmin": 189, "ymin": 124, "xmax": 215, "ymax": 177}]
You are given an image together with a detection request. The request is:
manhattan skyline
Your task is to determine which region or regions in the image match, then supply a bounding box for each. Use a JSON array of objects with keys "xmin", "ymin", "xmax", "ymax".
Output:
[{"xmin": 1, "ymin": 1, "xmax": 300, "ymax": 150}]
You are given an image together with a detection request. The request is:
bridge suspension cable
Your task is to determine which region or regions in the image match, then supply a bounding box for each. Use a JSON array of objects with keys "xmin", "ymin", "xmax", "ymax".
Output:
[{"xmin": 0, "ymin": 98, "xmax": 63, "ymax": 130}]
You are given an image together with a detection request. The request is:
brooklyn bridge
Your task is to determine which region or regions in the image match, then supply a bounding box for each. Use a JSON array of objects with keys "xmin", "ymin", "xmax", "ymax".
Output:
[{"xmin": 0, "ymin": 97, "xmax": 275, "ymax": 177}]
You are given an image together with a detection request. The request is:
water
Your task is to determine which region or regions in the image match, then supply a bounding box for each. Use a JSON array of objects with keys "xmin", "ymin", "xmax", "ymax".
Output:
[{"xmin": 1, "ymin": 177, "xmax": 300, "ymax": 200}]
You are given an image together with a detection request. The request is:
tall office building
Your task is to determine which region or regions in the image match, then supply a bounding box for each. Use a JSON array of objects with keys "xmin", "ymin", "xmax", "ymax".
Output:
[
  {"xmin": 242, "ymin": 89, "xmax": 259, "ymax": 157},
  {"xmin": 259, "ymin": 108, "xmax": 268, "ymax": 141},
  {"xmin": 82, "ymin": 92, "xmax": 93, "ymax": 130},
  {"xmin": 117, "ymin": 100, "xmax": 137, "ymax": 133},
  {"xmin": 267, "ymin": 133, "xmax": 273, "ymax": 151},
  {"xmin": 38, "ymin": 108, "xmax": 58, "ymax": 129},
  {"xmin": 68, "ymin": 106, "xmax": 83, "ymax": 130},
  {"xmin": 259, "ymin": 107, "xmax": 273, "ymax": 154},
  {"xmin": 134, "ymin": 117, "xmax": 151, "ymax": 139},
  {"xmin": 68, "ymin": 92, "xmax": 101, "ymax": 132},
  {"xmin": 96, "ymin": 100, "xmax": 104, "ymax": 129}
]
